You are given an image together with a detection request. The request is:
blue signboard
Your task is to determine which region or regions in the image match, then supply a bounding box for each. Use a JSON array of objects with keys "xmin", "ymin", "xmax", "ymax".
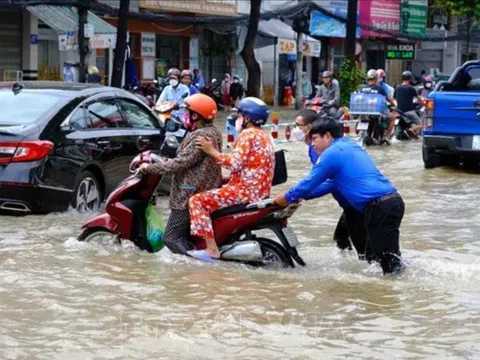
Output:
[
  {"xmin": 30, "ymin": 34, "xmax": 38, "ymax": 45},
  {"xmin": 309, "ymin": 0, "xmax": 360, "ymax": 38}
]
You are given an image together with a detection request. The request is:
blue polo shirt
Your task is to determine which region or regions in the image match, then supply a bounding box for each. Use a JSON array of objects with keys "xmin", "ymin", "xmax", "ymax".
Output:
[
  {"xmin": 286, "ymin": 137, "xmax": 396, "ymax": 212},
  {"xmin": 158, "ymin": 83, "xmax": 190, "ymax": 119},
  {"xmin": 306, "ymin": 143, "xmax": 350, "ymax": 208}
]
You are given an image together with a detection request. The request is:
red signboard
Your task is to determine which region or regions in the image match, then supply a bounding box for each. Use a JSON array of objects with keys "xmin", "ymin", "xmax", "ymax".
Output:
[{"xmin": 360, "ymin": 0, "xmax": 401, "ymax": 38}]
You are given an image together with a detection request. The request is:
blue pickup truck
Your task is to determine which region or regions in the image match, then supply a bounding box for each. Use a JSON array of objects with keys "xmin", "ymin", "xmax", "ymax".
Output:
[{"xmin": 423, "ymin": 61, "xmax": 480, "ymax": 168}]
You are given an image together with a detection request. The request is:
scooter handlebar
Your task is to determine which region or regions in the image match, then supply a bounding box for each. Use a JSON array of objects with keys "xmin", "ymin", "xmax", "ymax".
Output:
[{"xmin": 246, "ymin": 198, "xmax": 275, "ymax": 210}]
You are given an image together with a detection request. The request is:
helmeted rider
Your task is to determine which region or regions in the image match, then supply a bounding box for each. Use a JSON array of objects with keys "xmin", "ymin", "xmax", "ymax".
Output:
[
  {"xmin": 316, "ymin": 70, "xmax": 340, "ymax": 117},
  {"xmin": 420, "ymin": 75, "xmax": 435, "ymax": 98},
  {"xmin": 139, "ymin": 93, "xmax": 223, "ymax": 255},
  {"xmin": 180, "ymin": 69, "xmax": 197, "ymax": 95},
  {"xmin": 188, "ymin": 97, "xmax": 276, "ymax": 262},
  {"xmin": 360, "ymin": 69, "xmax": 396, "ymax": 140},
  {"xmin": 157, "ymin": 68, "xmax": 190, "ymax": 120},
  {"xmin": 394, "ymin": 71, "xmax": 424, "ymax": 135},
  {"xmin": 377, "ymin": 69, "xmax": 394, "ymax": 99}
]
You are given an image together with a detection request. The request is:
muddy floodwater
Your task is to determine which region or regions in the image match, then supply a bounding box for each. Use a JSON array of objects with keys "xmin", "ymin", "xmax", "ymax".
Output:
[{"xmin": 1, "ymin": 138, "xmax": 479, "ymax": 359}]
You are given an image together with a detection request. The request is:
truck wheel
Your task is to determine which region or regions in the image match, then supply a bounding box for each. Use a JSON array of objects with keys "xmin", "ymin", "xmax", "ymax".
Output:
[{"xmin": 422, "ymin": 146, "xmax": 441, "ymax": 169}]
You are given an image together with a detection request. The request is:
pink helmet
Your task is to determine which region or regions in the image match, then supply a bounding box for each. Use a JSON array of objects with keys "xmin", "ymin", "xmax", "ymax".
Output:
[{"xmin": 377, "ymin": 69, "xmax": 386, "ymax": 79}]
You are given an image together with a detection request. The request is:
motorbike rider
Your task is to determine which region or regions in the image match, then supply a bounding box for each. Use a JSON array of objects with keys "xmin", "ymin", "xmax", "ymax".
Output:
[
  {"xmin": 229, "ymin": 75, "xmax": 244, "ymax": 107},
  {"xmin": 419, "ymin": 75, "xmax": 435, "ymax": 98},
  {"xmin": 139, "ymin": 94, "xmax": 223, "ymax": 255},
  {"xmin": 394, "ymin": 71, "xmax": 424, "ymax": 135},
  {"xmin": 193, "ymin": 69, "xmax": 205, "ymax": 89},
  {"xmin": 157, "ymin": 68, "xmax": 190, "ymax": 120},
  {"xmin": 360, "ymin": 69, "xmax": 396, "ymax": 140},
  {"xmin": 180, "ymin": 69, "xmax": 197, "ymax": 95},
  {"xmin": 292, "ymin": 110, "xmax": 367, "ymax": 258},
  {"xmin": 377, "ymin": 69, "xmax": 395, "ymax": 98},
  {"xmin": 273, "ymin": 117, "xmax": 405, "ymax": 275},
  {"xmin": 188, "ymin": 97, "xmax": 275, "ymax": 262},
  {"xmin": 316, "ymin": 71, "xmax": 340, "ymax": 117}
]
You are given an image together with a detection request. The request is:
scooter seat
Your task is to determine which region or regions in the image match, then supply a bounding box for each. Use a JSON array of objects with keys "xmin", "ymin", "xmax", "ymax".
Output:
[{"xmin": 211, "ymin": 204, "xmax": 249, "ymax": 220}]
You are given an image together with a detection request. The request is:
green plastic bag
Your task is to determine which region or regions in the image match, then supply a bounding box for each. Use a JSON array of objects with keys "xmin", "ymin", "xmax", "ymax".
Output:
[{"xmin": 145, "ymin": 204, "xmax": 165, "ymax": 252}]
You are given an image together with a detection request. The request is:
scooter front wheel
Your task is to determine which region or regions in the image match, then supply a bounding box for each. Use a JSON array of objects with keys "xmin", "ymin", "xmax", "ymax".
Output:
[
  {"xmin": 78, "ymin": 227, "xmax": 120, "ymax": 247},
  {"xmin": 255, "ymin": 238, "xmax": 294, "ymax": 268}
]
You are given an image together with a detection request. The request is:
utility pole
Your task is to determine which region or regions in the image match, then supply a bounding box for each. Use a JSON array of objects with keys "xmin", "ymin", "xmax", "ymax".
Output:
[
  {"xmin": 78, "ymin": 6, "xmax": 88, "ymax": 83},
  {"xmin": 345, "ymin": 0, "xmax": 358, "ymax": 60},
  {"xmin": 111, "ymin": 0, "xmax": 130, "ymax": 88},
  {"xmin": 295, "ymin": 30, "xmax": 304, "ymax": 110}
]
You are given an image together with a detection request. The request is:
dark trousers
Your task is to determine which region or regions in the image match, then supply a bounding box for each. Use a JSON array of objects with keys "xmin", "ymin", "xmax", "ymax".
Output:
[
  {"xmin": 364, "ymin": 195, "xmax": 404, "ymax": 274},
  {"xmin": 122, "ymin": 199, "xmax": 152, "ymax": 252},
  {"xmin": 163, "ymin": 209, "xmax": 195, "ymax": 255},
  {"xmin": 333, "ymin": 207, "xmax": 367, "ymax": 259}
]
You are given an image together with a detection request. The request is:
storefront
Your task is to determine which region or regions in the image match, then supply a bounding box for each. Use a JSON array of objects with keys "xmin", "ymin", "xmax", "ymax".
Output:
[
  {"xmin": 27, "ymin": 5, "xmax": 117, "ymax": 83},
  {"xmin": 116, "ymin": 0, "xmax": 239, "ymax": 83}
]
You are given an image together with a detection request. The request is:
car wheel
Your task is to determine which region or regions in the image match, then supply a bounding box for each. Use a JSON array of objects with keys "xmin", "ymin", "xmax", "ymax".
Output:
[
  {"xmin": 422, "ymin": 146, "xmax": 441, "ymax": 169},
  {"xmin": 72, "ymin": 171, "xmax": 102, "ymax": 213}
]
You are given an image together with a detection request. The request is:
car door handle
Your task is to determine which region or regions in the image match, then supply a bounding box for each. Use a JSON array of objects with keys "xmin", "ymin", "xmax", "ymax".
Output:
[{"xmin": 136, "ymin": 136, "xmax": 150, "ymax": 149}]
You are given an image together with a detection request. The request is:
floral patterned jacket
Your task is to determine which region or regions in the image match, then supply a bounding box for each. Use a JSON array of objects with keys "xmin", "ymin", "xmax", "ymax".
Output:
[{"xmin": 144, "ymin": 124, "xmax": 223, "ymax": 210}]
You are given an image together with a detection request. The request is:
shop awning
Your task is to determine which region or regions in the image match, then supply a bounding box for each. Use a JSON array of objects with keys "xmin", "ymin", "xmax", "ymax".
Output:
[
  {"xmin": 237, "ymin": 19, "xmax": 321, "ymax": 57},
  {"xmin": 27, "ymin": 5, "xmax": 117, "ymax": 35}
]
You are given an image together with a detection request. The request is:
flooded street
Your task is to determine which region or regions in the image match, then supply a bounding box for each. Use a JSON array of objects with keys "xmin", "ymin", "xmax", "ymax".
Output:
[{"xmin": 1, "ymin": 137, "xmax": 480, "ymax": 359}]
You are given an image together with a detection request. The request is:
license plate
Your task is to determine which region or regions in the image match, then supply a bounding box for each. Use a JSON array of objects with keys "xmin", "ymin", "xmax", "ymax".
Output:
[
  {"xmin": 473, "ymin": 135, "xmax": 480, "ymax": 150},
  {"xmin": 282, "ymin": 226, "xmax": 299, "ymax": 247},
  {"xmin": 395, "ymin": 118, "xmax": 399, "ymax": 125},
  {"xmin": 357, "ymin": 122, "xmax": 369, "ymax": 131}
]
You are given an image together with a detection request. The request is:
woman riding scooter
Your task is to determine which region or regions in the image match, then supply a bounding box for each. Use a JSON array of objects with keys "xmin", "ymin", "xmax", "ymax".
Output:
[
  {"xmin": 188, "ymin": 97, "xmax": 276, "ymax": 262},
  {"xmin": 139, "ymin": 93, "xmax": 223, "ymax": 255}
]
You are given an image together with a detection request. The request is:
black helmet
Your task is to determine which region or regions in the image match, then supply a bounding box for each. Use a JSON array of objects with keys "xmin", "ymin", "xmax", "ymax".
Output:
[
  {"xmin": 167, "ymin": 68, "xmax": 181, "ymax": 79},
  {"xmin": 402, "ymin": 71, "xmax": 413, "ymax": 81}
]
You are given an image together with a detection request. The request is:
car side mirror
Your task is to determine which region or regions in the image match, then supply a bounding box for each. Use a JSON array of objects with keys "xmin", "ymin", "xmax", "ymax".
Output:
[
  {"xmin": 436, "ymin": 81, "xmax": 453, "ymax": 91},
  {"xmin": 60, "ymin": 124, "xmax": 75, "ymax": 133}
]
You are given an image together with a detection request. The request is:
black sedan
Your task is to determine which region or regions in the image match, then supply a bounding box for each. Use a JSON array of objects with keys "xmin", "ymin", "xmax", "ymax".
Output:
[{"xmin": 0, "ymin": 81, "xmax": 168, "ymax": 214}]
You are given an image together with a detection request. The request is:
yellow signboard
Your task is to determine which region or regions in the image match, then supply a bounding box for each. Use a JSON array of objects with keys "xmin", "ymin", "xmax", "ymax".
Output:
[{"xmin": 140, "ymin": 0, "xmax": 237, "ymax": 17}]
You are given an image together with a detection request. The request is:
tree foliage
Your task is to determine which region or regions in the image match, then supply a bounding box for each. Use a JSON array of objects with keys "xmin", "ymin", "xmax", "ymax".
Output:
[
  {"xmin": 434, "ymin": 0, "xmax": 480, "ymax": 20},
  {"xmin": 338, "ymin": 59, "xmax": 365, "ymax": 107}
]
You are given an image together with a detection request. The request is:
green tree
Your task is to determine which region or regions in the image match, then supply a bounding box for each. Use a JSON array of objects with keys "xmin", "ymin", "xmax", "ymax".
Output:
[
  {"xmin": 338, "ymin": 59, "xmax": 365, "ymax": 107},
  {"xmin": 435, "ymin": 0, "xmax": 480, "ymax": 61}
]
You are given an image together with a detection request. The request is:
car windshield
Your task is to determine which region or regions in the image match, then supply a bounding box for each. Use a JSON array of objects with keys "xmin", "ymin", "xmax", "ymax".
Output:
[{"xmin": 0, "ymin": 90, "xmax": 63, "ymax": 125}]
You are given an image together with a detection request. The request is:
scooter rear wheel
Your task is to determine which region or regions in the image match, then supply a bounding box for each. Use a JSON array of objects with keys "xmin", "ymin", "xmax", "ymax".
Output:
[
  {"xmin": 78, "ymin": 227, "xmax": 120, "ymax": 247},
  {"xmin": 255, "ymin": 238, "xmax": 293, "ymax": 268}
]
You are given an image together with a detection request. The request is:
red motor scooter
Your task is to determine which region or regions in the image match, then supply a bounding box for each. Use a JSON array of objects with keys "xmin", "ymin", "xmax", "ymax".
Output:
[{"xmin": 78, "ymin": 136, "xmax": 305, "ymax": 268}]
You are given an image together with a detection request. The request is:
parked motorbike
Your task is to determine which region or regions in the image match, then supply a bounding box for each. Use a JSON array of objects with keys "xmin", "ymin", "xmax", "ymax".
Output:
[
  {"xmin": 200, "ymin": 79, "xmax": 223, "ymax": 109},
  {"xmin": 78, "ymin": 142, "xmax": 305, "ymax": 268}
]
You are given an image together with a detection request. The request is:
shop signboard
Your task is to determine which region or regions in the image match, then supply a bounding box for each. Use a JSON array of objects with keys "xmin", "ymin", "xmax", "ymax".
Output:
[
  {"xmin": 400, "ymin": 0, "xmax": 428, "ymax": 37},
  {"xmin": 309, "ymin": 1, "xmax": 360, "ymax": 38},
  {"xmin": 303, "ymin": 41, "xmax": 321, "ymax": 57},
  {"xmin": 140, "ymin": 0, "xmax": 237, "ymax": 17},
  {"xmin": 59, "ymin": 33, "xmax": 116, "ymax": 51},
  {"xmin": 141, "ymin": 33, "xmax": 156, "ymax": 57},
  {"xmin": 279, "ymin": 38, "xmax": 320, "ymax": 57},
  {"xmin": 279, "ymin": 38, "xmax": 296, "ymax": 55},
  {"xmin": 360, "ymin": 0, "xmax": 401, "ymax": 38},
  {"xmin": 385, "ymin": 42, "xmax": 416, "ymax": 60}
]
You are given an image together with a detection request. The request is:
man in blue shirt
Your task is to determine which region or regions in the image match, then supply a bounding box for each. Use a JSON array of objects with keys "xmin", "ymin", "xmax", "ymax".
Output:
[
  {"xmin": 292, "ymin": 110, "xmax": 367, "ymax": 258},
  {"xmin": 274, "ymin": 117, "xmax": 405, "ymax": 275},
  {"xmin": 181, "ymin": 69, "xmax": 198, "ymax": 95},
  {"xmin": 157, "ymin": 68, "xmax": 190, "ymax": 120},
  {"xmin": 193, "ymin": 69, "xmax": 206, "ymax": 89}
]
